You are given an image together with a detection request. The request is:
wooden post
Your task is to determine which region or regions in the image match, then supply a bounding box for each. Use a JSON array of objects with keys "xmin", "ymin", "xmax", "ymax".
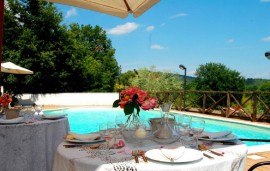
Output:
[
  {"xmin": 202, "ymin": 93, "xmax": 206, "ymax": 113},
  {"xmin": 179, "ymin": 91, "xmax": 183, "ymax": 111},
  {"xmin": 252, "ymin": 92, "xmax": 258, "ymax": 122},
  {"xmin": 226, "ymin": 92, "xmax": 230, "ymax": 118}
]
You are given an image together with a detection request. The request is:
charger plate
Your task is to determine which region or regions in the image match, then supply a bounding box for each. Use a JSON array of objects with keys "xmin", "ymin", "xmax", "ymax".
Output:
[
  {"xmin": 0, "ymin": 117, "xmax": 24, "ymax": 124},
  {"xmin": 42, "ymin": 114, "xmax": 67, "ymax": 119},
  {"xmin": 65, "ymin": 138, "xmax": 105, "ymax": 144},
  {"xmin": 199, "ymin": 133, "xmax": 237, "ymax": 142}
]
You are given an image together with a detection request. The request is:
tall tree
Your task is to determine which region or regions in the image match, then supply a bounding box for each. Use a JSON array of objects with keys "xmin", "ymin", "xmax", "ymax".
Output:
[
  {"xmin": 193, "ymin": 62, "xmax": 245, "ymax": 107},
  {"xmin": 194, "ymin": 63, "xmax": 245, "ymax": 91},
  {"xmin": 3, "ymin": 0, "xmax": 119, "ymax": 93}
]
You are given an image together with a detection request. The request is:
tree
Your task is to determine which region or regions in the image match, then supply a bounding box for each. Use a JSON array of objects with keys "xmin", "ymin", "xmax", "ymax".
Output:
[
  {"xmin": 130, "ymin": 66, "xmax": 182, "ymax": 93},
  {"xmin": 193, "ymin": 63, "xmax": 246, "ymax": 107},
  {"xmin": 194, "ymin": 63, "xmax": 245, "ymax": 91},
  {"xmin": 258, "ymin": 81, "xmax": 270, "ymax": 113},
  {"xmin": 3, "ymin": 0, "xmax": 119, "ymax": 93}
]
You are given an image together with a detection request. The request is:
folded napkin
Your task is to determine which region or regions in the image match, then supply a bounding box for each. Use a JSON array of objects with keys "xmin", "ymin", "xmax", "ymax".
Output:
[
  {"xmin": 160, "ymin": 146, "xmax": 185, "ymax": 160},
  {"xmin": 68, "ymin": 132, "xmax": 100, "ymax": 140},
  {"xmin": 200, "ymin": 131, "xmax": 232, "ymax": 139}
]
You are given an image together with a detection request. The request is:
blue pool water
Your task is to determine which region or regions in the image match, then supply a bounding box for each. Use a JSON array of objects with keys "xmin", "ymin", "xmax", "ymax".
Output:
[{"xmin": 44, "ymin": 108, "xmax": 270, "ymax": 146}]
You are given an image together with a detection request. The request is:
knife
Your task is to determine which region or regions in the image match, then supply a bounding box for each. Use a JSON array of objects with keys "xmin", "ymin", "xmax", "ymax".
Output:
[
  {"xmin": 203, "ymin": 153, "xmax": 214, "ymax": 159},
  {"xmin": 63, "ymin": 144, "xmax": 83, "ymax": 148}
]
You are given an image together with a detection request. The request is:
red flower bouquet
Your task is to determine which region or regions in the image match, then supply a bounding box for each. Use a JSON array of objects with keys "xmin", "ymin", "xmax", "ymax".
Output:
[
  {"xmin": 0, "ymin": 93, "xmax": 12, "ymax": 108},
  {"xmin": 113, "ymin": 86, "xmax": 157, "ymax": 118}
]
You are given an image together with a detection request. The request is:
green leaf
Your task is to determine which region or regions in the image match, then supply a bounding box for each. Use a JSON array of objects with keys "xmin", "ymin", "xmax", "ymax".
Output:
[
  {"xmin": 112, "ymin": 100, "xmax": 120, "ymax": 107},
  {"xmin": 124, "ymin": 103, "xmax": 134, "ymax": 116},
  {"xmin": 132, "ymin": 101, "xmax": 140, "ymax": 115}
]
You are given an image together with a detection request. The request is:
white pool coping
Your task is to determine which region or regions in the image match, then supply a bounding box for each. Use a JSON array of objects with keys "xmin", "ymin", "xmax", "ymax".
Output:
[{"xmin": 247, "ymin": 144, "xmax": 270, "ymax": 153}]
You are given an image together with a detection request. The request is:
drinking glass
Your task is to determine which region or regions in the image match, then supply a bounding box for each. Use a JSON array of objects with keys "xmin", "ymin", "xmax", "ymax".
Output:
[
  {"xmin": 20, "ymin": 106, "xmax": 35, "ymax": 123},
  {"xmin": 190, "ymin": 118, "xmax": 205, "ymax": 149},
  {"xmin": 106, "ymin": 122, "xmax": 116, "ymax": 154},
  {"xmin": 160, "ymin": 102, "xmax": 172, "ymax": 116},
  {"xmin": 175, "ymin": 114, "xmax": 191, "ymax": 136},
  {"xmin": 34, "ymin": 105, "xmax": 42, "ymax": 120},
  {"xmin": 98, "ymin": 123, "xmax": 107, "ymax": 156},
  {"xmin": 115, "ymin": 115, "xmax": 126, "ymax": 138}
]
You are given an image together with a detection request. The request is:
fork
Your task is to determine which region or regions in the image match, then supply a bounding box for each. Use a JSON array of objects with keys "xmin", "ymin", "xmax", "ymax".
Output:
[
  {"xmin": 132, "ymin": 150, "xmax": 139, "ymax": 163},
  {"xmin": 199, "ymin": 144, "xmax": 223, "ymax": 156}
]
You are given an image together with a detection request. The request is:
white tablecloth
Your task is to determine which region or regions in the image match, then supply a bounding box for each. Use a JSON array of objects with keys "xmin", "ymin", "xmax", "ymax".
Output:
[
  {"xmin": 53, "ymin": 139, "xmax": 247, "ymax": 171},
  {"xmin": 0, "ymin": 118, "xmax": 70, "ymax": 171}
]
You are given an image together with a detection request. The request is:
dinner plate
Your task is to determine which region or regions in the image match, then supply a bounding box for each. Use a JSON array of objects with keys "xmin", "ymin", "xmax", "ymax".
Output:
[
  {"xmin": 0, "ymin": 117, "xmax": 24, "ymax": 124},
  {"xmin": 65, "ymin": 138, "xmax": 105, "ymax": 144},
  {"xmin": 145, "ymin": 148, "xmax": 203, "ymax": 163},
  {"xmin": 42, "ymin": 114, "xmax": 67, "ymax": 119},
  {"xmin": 199, "ymin": 133, "xmax": 237, "ymax": 142}
]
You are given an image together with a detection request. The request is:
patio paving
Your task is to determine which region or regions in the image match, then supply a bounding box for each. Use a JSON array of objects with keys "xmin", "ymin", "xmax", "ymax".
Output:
[{"xmin": 245, "ymin": 151, "xmax": 270, "ymax": 171}]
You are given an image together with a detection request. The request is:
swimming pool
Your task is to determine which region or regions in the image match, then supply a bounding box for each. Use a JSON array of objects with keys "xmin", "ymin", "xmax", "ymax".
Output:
[{"xmin": 44, "ymin": 108, "xmax": 270, "ymax": 146}]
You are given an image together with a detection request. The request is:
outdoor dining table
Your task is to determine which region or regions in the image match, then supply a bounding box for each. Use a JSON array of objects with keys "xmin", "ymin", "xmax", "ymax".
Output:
[
  {"xmin": 0, "ymin": 117, "xmax": 69, "ymax": 171},
  {"xmin": 52, "ymin": 138, "xmax": 248, "ymax": 171}
]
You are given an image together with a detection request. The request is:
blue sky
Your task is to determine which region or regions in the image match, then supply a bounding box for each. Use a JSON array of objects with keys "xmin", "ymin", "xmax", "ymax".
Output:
[{"xmin": 53, "ymin": 0, "xmax": 270, "ymax": 79}]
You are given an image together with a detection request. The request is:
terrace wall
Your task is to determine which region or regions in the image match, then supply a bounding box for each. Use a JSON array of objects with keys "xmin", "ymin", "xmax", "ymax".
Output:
[{"xmin": 17, "ymin": 93, "xmax": 119, "ymax": 106}]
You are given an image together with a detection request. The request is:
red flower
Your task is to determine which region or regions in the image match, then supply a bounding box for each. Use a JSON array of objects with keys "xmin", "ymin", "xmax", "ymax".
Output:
[
  {"xmin": 0, "ymin": 93, "xmax": 12, "ymax": 107},
  {"xmin": 113, "ymin": 86, "xmax": 157, "ymax": 116}
]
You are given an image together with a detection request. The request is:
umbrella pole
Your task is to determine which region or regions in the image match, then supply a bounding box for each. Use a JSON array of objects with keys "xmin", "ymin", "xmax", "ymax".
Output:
[{"xmin": 0, "ymin": 0, "xmax": 4, "ymax": 90}]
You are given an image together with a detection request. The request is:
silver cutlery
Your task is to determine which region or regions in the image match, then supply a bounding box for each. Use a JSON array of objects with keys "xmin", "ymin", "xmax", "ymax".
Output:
[{"xmin": 203, "ymin": 153, "xmax": 214, "ymax": 159}]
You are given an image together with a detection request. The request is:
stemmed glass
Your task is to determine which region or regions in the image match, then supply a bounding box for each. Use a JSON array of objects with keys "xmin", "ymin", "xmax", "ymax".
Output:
[
  {"xmin": 106, "ymin": 122, "xmax": 116, "ymax": 154},
  {"xmin": 190, "ymin": 117, "xmax": 205, "ymax": 149},
  {"xmin": 98, "ymin": 123, "xmax": 107, "ymax": 156},
  {"xmin": 115, "ymin": 115, "xmax": 126, "ymax": 138},
  {"xmin": 34, "ymin": 105, "xmax": 42, "ymax": 120},
  {"xmin": 160, "ymin": 102, "xmax": 172, "ymax": 116},
  {"xmin": 175, "ymin": 114, "xmax": 191, "ymax": 136},
  {"xmin": 21, "ymin": 106, "xmax": 36, "ymax": 123}
]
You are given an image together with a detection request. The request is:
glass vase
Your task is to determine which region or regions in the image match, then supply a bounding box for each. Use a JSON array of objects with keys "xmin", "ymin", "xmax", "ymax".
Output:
[{"xmin": 122, "ymin": 112, "xmax": 140, "ymax": 143}]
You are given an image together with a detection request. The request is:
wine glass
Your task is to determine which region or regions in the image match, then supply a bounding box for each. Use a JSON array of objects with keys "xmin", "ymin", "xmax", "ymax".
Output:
[
  {"xmin": 175, "ymin": 114, "xmax": 191, "ymax": 136},
  {"xmin": 34, "ymin": 105, "xmax": 42, "ymax": 120},
  {"xmin": 106, "ymin": 122, "xmax": 116, "ymax": 155},
  {"xmin": 115, "ymin": 115, "xmax": 126, "ymax": 138},
  {"xmin": 190, "ymin": 117, "xmax": 205, "ymax": 149},
  {"xmin": 160, "ymin": 102, "xmax": 172, "ymax": 116},
  {"xmin": 98, "ymin": 123, "xmax": 107, "ymax": 156},
  {"xmin": 20, "ymin": 106, "xmax": 35, "ymax": 123}
]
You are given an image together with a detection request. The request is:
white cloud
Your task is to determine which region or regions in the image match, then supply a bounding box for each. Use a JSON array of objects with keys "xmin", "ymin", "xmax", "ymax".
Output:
[
  {"xmin": 150, "ymin": 44, "xmax": 166, "ymax": 50},
  {"xmin": 65, "ymin": 8, "xmax": 77, "ymax": 18},
  {"xmin": 228, "ymin": 38, "xmax": 235, "ymax": 43},
  {"xmin": 160, "ymin": 23, "xmax": 166, "ymax": 27},
  {"xmin": 170, "ymin": 13, "xmax": 188, "ymax": 19},
  {"xmin": 146, "ymin": 26, "xmax": 155, "ymax": 32},
  {"xmin": 107, "ymin": 22, "xmax": 139, "ymax": 35},
  {"xmin": 260, "ymin": 0, "xmax": 270, "ymax": 2},
  {"xmin": 261, "ymin": 36, "xmax": 270, "ymax": 42}
]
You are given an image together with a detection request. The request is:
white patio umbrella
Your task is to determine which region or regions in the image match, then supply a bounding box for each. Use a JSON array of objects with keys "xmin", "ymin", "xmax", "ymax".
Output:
[
  {"xmin": 47, "ymin": 0, "xmax": 160, "ymax": 18},
  {"xmin": 1, "ymin": 62, "xmax": 34, "ymax": 75}
]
